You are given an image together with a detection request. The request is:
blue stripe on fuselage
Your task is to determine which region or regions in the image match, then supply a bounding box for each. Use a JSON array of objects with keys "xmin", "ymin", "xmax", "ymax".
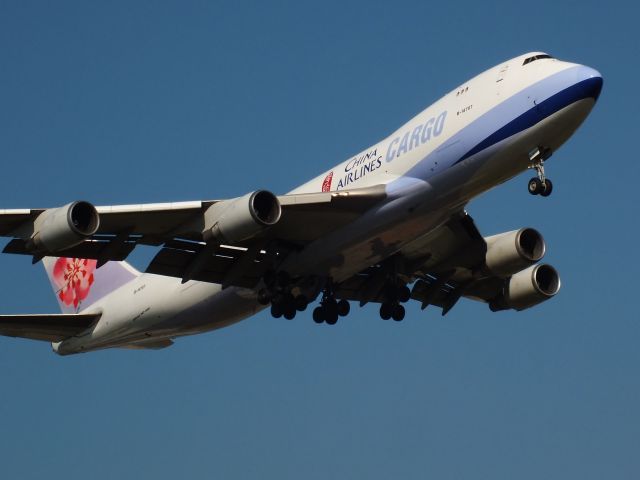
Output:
[
  {"xmin": 402, "ymin": 65, "xmax": 601, "ymax": 182},
  {"xmin": 455, "ymin": 76, "xmax": 602, "ymax": 164}
]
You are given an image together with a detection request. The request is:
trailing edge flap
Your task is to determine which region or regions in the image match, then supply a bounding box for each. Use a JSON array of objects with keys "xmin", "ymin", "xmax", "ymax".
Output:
[
  {"xmin": 0, "ymin": 313, "xmax": 101, "ymax": 342},
  {"xmin": 3, "ymin": 237, "xmax": 137, "ymax": 262},
  {"xmin": 121, "ymin": 338, "xmax": 174, "ymax": 350},
  {"xmin": 146, "ymin": 242, "xmax": 266, "ymax": 288}
]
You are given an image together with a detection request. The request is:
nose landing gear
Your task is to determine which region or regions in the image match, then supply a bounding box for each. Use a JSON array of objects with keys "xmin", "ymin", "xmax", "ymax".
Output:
[{"xmin": 527, "ymin": 147, "xmax": 553, "ymax": 197}]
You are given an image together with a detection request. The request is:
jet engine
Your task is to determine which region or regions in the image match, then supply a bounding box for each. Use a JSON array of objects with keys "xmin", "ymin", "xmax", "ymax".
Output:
[
  {"xmin": 203, "ymin": 190, "xmax": 281, "ymax": 244},
  {"xmin": 489, "ymin": 263, "xmax": 561, "ymax": 311},
  {"xmin": 484, "ymin": 228, "xmax": 546, "ymax": 276},
  {"xmin": 29, "ymin": 201, "xmax": 100, "ymax": 253}
]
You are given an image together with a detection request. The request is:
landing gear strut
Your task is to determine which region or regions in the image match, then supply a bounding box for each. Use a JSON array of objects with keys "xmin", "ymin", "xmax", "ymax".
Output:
[{"xmin": 527, "ymin": 147, "xmax": 553, "ymax": 197}]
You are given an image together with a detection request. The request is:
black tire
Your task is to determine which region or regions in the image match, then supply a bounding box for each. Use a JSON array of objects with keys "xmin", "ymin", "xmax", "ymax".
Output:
[
  {"xmin": 528, "ymin": 177, "xmax": 542, "ymax": 195},
  {"xmin": 325, "ymin": 309, "xmax": 338, "ymax": 325},
  {"xmin": 283, "ymin": 306, "xmax": 296, "ymax": 320},
  {"xmin": 540, "ymin": 179, "xmax": 553, "ymax": 197},
  {"xmin": 337, "ymin": 299, "xmax": 350, "ymax": 317},
  {"xmin": 294, "ymin": 295, "xmax": 308, "ymax": 312},
  {"xmin": 392, "ymin": 303, "xmax": 405, "ymax": 322},
  {"xmin": 397, "ymin": 285, "xmax": 411, "ymax": 303},
  {"xmin": 271, "ymin": 303, "xmax": 283, "ymax": 318},
  {"xmin": 313, "ymin": 306, "xmax": 325, "ymax": 323},
  {"xmin": 324, "ymin": 300, "xmax": 338, "ymax": 320},
  {"xmin": 380, "ymin": 303, "xmax": 392, "ymax": 320}
]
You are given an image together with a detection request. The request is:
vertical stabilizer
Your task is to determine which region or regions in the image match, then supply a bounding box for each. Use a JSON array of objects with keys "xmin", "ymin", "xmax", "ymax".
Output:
[{"xmin": 42, "ymin": 257, "xmax": 139, "ymax": 314}]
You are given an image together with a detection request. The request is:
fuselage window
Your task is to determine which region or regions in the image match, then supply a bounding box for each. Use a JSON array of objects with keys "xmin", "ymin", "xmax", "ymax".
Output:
[{"xmin": 523, "ymin": 54, "xmax": 553, "ymax": 66}]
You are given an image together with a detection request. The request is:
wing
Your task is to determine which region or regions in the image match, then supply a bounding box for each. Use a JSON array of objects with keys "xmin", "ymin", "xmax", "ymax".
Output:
[
  {"xmin": 0, "ymin": 186, "xmax": 387, "ymax": 280},
  {"xmin": 0, "ymin": 191, "xmax": 557, "ymax": 315},
  {"xmin": 1, "ymin": 201, "xmax": 211, "ymax": 262},
  {"xmin": 0, "ymin": 313, "xmax": 101, "ymax": 342},
  {"xmin": 143, "ymin": 186, "xmax": 388, "ymax": 285}
]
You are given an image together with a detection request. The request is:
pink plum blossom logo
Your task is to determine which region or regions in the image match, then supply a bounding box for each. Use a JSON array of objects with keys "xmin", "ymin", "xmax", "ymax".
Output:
[
  {"xmin": 52, "ymin": 257, "xmax": 97, "ymax": 309},
  {"xmin": 322, "ymin": 171, "xmax": 333, "ymax": 192}
]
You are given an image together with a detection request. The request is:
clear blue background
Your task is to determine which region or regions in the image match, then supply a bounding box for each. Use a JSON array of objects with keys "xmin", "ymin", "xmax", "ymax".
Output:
[{"xmin": 0, "ymin": 1, "xmax": 637, "ymax": 478}]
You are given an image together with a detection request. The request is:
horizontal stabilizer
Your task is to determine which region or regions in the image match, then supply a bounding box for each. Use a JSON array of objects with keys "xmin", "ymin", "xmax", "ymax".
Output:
[{"xmin": 0, "ymin": 313, "xmax": 100, "ymax": 342}]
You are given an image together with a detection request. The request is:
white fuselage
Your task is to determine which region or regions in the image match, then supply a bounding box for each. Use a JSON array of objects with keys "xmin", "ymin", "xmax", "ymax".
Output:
[{"xmin": 54, "ymin": 53, "xmax": 602, "ymax": 355}]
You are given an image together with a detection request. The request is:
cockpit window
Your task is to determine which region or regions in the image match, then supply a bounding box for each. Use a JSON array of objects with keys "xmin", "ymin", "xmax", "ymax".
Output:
[{"xmin": 523, "ymin": 54, "xmax": 553, "ymax": 66}]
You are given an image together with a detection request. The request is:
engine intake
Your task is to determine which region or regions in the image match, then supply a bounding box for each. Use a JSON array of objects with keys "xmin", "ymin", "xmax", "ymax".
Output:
[
  {"xmin": 484, "ymin": 228, "xmax": 546, "ymax": 276},
  {"xmin": 31, "ymin": 201, "xmax": 100, "ymax": 253},
  {"xmin": 203, "ymin": 190, "xmax": 281, "ymax": 244},
  {"xmin": 490, "ymin": 263, "xmax": 561, "ymax": 311}
]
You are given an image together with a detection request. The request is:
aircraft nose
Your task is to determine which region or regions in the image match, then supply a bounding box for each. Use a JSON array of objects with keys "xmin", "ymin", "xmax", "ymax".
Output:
[{"xmin": 576, "ymin": 65, "xmax": 603, "ymax": 101}]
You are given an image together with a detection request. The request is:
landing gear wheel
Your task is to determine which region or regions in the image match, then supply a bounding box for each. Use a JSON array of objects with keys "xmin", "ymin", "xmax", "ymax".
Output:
[
  {"xmin": 271, "ymin": 303, "xmax": 283, "ymax": 318},
  {"xmin": 324, "ymin": 301, "xmax": 338, "ymax": 325},
  {"xmin": 325, "ymin": 311, "xmax": 338, "ymax": 325},
  {"xmin": 294, "ymin": 295, "xmax": 308, "ymax": 312},
  {"xmin": 527, "ymin": 147, "xmax": 553, "ymax": 197},
  {"xmin": 313, "ymin": 306, "xmax": 325, "ymax": 323},
  {"xmin": 283, "ymin": 305, "xmax": 296, "ymax": 320},
  {"xmin": 391, "ymin": 303, "xmax": 405, "ymax": 322},
  {"xmin": 337, "ymin": 299, "xmax": 350, "ymax": 317},
  {"xmin": 528, "ymin": 177, "xmax": 543, "ymax": 195},
  {"xmin": 380, "ymin": 303, "xmax": 392, "ymax": 320},
  {"xmin": 397, "ymin": 285, "xmax": 411, "ymax": 303}
]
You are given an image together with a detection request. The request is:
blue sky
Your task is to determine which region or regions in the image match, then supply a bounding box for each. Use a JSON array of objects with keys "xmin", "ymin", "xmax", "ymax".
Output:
[{"xmin": 0, "ymin": 1, "xmax": 638, "ymax": 478}]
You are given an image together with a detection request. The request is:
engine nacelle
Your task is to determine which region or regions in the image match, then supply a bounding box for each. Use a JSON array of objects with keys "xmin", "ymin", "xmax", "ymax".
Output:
[
  {"xmin": 203, "ymin": 190, "xmax": 281, "ymax": 244},
  {"xmin": 30, "ymin": 201, "xmax": 100, "ymax": 252},
  {"xmin": 490, "ymin": 264, "xmax": 561, "ymax": 311},
  {"xmin": 484, "ymin": 228, "xmax": 546, "ymax": 277}
]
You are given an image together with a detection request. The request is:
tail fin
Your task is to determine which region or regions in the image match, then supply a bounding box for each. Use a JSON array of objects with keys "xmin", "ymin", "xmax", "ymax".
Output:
[{"xmin": 42, "ymin": 257, "xmax": 139, "ymax": 313}]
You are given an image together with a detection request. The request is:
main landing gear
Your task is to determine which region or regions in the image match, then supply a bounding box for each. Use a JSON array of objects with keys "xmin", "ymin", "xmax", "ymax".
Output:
[
  {"xmin": 269, "ymin": 292, "xmax": 309, "ymax": 320},
  {"xmin": 312, "ymin": 283, "xmax": 350, "ymax": 325},
  {"xmin": 261, "ymin": 272, "xmax": 350, "ymax": 325},
  {"xmin": 258, "ymin": 271, "xmax": 309, "ymax": 321},
  {"xmin": 262, "ymin": 272, "xmax": 412, "ymax": 325},
  {"xmin": 527, "ymin": 146, "xmax": 553, "ymax": 197},
  {"xmin": 379, "ymin": 282, "xmax": 410, "ymax": 322}
]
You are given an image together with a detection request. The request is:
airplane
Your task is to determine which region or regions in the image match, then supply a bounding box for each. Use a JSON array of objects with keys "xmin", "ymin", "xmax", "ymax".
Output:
[{"xmin": 0, "ymin": 52, "xmax": 602, "ymax": 355}]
